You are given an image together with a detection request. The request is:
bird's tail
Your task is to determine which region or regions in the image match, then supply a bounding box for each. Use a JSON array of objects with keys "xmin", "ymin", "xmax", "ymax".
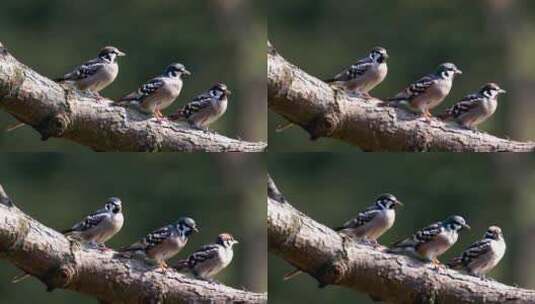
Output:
[
  {"xmin": 323, "ymin": 78, "xmax": 336, "ymax": 83},
  {"xmin": 4, "ymin": 122, "xmax": 26, "ymax": 132},
  {"xmin": 168, "ymin": 109, "xmax": 186, "ymax": 121},
  {"xmin": 282, "ymin": 269, "xmax": 303, "ymax": 281},
  {"xmin": 436, "ymin": 110, "xmax": 453, "ymax": 121},
  {"xmin": 53, "ymin": 77, "xmax": 66, "ymax": 83},
  {"xmin": 275, "ymin": 122, "xmax": 294, "ymax": 133},
  {"xmin": 447, "ymin": 257, "xmax": 463, "ymax": 269},
  {"xmin": 12, "ymin": 272, "xmax": 30, "ymax": 283},
  {"xmin": 173, "ymin": 259, "xmax": 190, "ymax": 272}
]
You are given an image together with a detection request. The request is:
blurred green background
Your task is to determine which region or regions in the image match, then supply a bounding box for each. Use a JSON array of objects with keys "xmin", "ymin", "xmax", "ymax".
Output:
[
  {"xmin": 0, "ymin": 153, "xmax": 267, "ymax": 303},
  {"xmin": 0, "ymin": 0, "xmax": 266, "ymax": 151},
  {"xmin": 269, "ymin": 0, "xmax": 535, "ymax": 151},
  {"xmin": 268, "ymin": 153, "xmax": 535, "ymax": 303}
]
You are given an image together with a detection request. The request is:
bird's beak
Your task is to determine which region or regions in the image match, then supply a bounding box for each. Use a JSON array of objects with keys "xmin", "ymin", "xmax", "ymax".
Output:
[
  {"xmin": 193, "ymin": 226, "xmax": 199, "ymax": 232},
  {"xmin": 384, "ymin": 53, "xmax": 390, "ymax": 59},
  {"xmin": 226, "ymin": 89, "xmax": 232, "ymax": 96},
  {"xmin": 462, "ymin": 223, "xmax": 471, "ymax": 230},
  {"xmin": 183, "ymin": 69, "xmax": 192, "ymax": 77},
  {"xmin": 118, "ymin": 50, "xmax": 126, "ymax": 57},
  {"xmin": 234, "ymin": 240, "xmax": 239, "ymax": 245},
  {"xmin": 395, "ymin": 200, "xmax": 403, "ymax": 207},
  {"xmin": 499, "ymin": 89, "xmax": 507, "ymax": 94},
  {"xmin": 455, "ymin": 68, "xmax": 463, "ymax": 75}
]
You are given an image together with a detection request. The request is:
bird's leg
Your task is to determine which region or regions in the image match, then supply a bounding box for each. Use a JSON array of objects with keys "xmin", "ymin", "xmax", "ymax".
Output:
[
  {"xmin": 158, "ymin": 261, "xmax": 169, "ymax": 271},
  {"xmin": 90, "ymin": 90, "xmax": 104, "ymax": 102},
  {"xmin": 154, "ymin": 108, "xmax": 165, "ymax": 123},
  {"xmin": 96, "ymin": 242, "xmax": 112, "ymax": 251}
]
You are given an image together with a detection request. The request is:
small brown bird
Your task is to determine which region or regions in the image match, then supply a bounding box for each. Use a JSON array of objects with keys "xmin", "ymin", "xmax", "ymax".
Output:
[
  {"xmin": 387, "ymin": 63, "xmax": 462, "ymax": 117},
  {"xmin": 448, "ymin": 226, "xmax": 506, "ymax": 279},
  {"xmin": 174, "ymin": 233, "xmax": 238, "ymax": 282},
  {"xmin": 324, "ymin": 46, "xmax": 389, "ymax": 98},
  {"xmin": 438, "ymin": 83, "xmax": 505, "ymax": 130}
]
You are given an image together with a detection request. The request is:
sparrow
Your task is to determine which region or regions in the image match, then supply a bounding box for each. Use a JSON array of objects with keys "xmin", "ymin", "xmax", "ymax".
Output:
[
  {"xmin": 118, "ymin": 63, "xmax": 191, "ymax": 120},
  {"xmin": 60, "ymin": 197, "xmax": 124, "ymax": 246},
  {"xmin": 120, "ymin": 217, "xmax": 198, "ymax": 268},
  {"xmin": 335, "ymin": 193, "xmax": 402, "ymax": 243},
  {"xmin": 12, "ymin": 197, "xmax": 124, "ymax": 283},
  {"xmin": 448, "ymin": 226, "xmax": 506, "ymax": 279},
  {"xmin": 438, "ymin": 83, "xmax": 506, "ymax": 130},
  {"xmin": 284, "ymin": 193, "xmax": 402, "ymax": 281},
  {"xmin": 388, "ymin": 215, "xmax": 470, "ymax": 264},
  {"xmin": 6, "ymin": 46, "xmax": 125, "ymax": 132},
  {"xmin": 174, "ymin": 233, "xmax": 238, "ymax": 282},
  {"xmin": 324, "ymin": 46, "xmax": 389, "ymax": 98},
  {"xmin": 169, "ymin": 82, "xmax": 230, "ymax": 130},
  {"xmin": 55, "ymin": 46, "xmax": 126, "ymax": 94},
  {"xmin": 387, "ymin": 63, "xmax": 462, "ymax": 117}
]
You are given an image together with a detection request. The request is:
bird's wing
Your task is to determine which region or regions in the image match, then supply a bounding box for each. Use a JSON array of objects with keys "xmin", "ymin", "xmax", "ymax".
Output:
[
  {"xmin": 327, "ymin": 58, "xmax": 373, "ymax": 82},
  {"xmin": 389, "ymin": 74, "xmax": 436, "ymax": 101},
  {"xmin": 58, "ymin": 58, "xmax": 104, "ymax": 82},
  {"xmin": 187, "ymin": 244, "xmax": 220, "ymax": 265},
  {"xmin": 63, "ymin": 208, "xmax": 107, "ymax": 234},
  {"xmin": 120, "ymin": 78, "xmax": 164, "ymax": 102},
  {"xmin": 179, "ymin": 93, "xmax": 213, "ymax": 118},
  {"xmin": 392, "ymin": 221, "xmax": 443, "ymax": 248},
  {"xmin": 443, "ymin": 94, "xmax": 482, "ymax": 119},
  {"xmin": 449, "ymin": 239, "xmax": 492, "ymax": 268},
  {"xmin": 142, "ymin": 224, "xmax": 174, "ymax": 250},
  {"xmin": 336, "ymin": 206, "xmax": 380, "ymax": 231}
]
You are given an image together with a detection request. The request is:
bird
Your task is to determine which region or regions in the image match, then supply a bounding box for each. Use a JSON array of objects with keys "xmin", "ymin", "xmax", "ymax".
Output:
[
  {"xmin": 174, "ymin": 233, "xmax": 238, "ymax": 282},
  {"xmin": 118, "ymin": 63, "xmax": 191, "ymax": 120},
  {"xmin": 169, "ymin": 82, "xmax": 230, "ymax": 130},
  {"xmin": 12, "ymin": 197, "xmax": 124, "ymax": 283},
  {"xmin": 437, "ymin": 83, "xmax": 506, "ymax": 130},
  {"xmin": 284, "ymin": 193, "xmax": 403, "ymax": 281},
  {"xmin": 60, "ymin": 197, "xmax": 124, "ymax": 246},
  {"xmin": 324, "ymin": 46, "xmax": 389, "ymax": 98},
  {"xmin": 335, "ymin": 193, "xmax": 402, "ymax": 243},
  {"xmin": 388, "ymin": 215, "xmax": 470, "ymax": 264},
  {"xmin": 55, "ymin": 46, "xmax": 126, "ymax": 94},
  {"xmin": 387, "ymin": 63, "xmax": 463, "ymax": 117},
  {"xmin": 5, "ymin": 46, "xmax": 126, "ymax": 132},
  {"xmin": 448, "ymin": 226, "xmax": 506, "ymax": 279},
  {"xmin": 119, "ymin": 217, "xmax": 198, "ymax": 268}
]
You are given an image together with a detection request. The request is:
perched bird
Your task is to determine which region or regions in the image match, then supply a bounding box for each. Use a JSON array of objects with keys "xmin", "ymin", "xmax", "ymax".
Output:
[
  {"xmin": 6, "ymin": 46, "xmax": 125, "ymax": 132},
  {"xmin": 169, "ymin": 82, "xmax": 230, "ymax": 130},
  {"xmin": 174, "ymin": 233, "xmax": 238, "ymax": 281},
  {"xmin": 325, "ymin": 46, "xmax": 389, "ymax": 97},
  {"xmin": 284, "ymin": 193, "xmax": 402, "ymax": 281},
  {"xmin": 387, "ymin": 63, "xmax": 462, "ymax": 117},
  {"xmin": 388, "ymin": 215, "xmax": 470, "ymax": 263},
  {"xmin": 55, "ymin": 46, "xmax": 126, "ymax": 94},
  {"xmin": 60, "ymin": 197, "xmax": 124, "ymax": 246},
  {"xmin": 118, "ymin": 63, "xmax": 191, "ymax": 119},
  {"xmin": 438, "ymin": 83, "xmax": 506, "ymax": 130},
  {"xmin": 335, "ymin": 193, "xmax": 402, "ymax": 242},
  {"xmin": 12, "ymin": 197, "xmax": 124, "ymax": 283},
  {"xmin": 120, "ymin": 217, "xmax": 198, "ymax": 268},
  {"xmin": 448, "ymin": 226, "xmax": 506, "ymax": 279}
]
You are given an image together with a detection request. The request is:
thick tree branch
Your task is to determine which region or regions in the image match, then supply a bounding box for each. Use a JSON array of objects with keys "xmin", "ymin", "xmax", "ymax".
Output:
[
  {"xmin": 0, "ymin": 184, "xmax": 267, "ymax": 304},
  {"xmin": 0, "ymin": 43, "xmax": 266, "ymax": 152},
  {"xmin": 268, "ymin": 42, "xmax": 535, "ymax": 152},
  {"xmin": 267, "ymin": 175, "xmax": 535, "ymax": 303}
]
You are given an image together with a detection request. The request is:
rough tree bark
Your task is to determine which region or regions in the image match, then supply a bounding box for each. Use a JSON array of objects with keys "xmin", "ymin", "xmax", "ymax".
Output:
[
  {"xmin": 268, "ymin": 42, "xmax": 535, "ymax": 152},
  {"xmin": 0, "ymin": 43, "xmax": 266, "ymax": 152},
  {"xmin": 0, "ymin": 184, "xmax": 267, "ymax": 304},
  {"xmin": 267, "ymin": 175, "xmax": 535, "ymax": 304}
]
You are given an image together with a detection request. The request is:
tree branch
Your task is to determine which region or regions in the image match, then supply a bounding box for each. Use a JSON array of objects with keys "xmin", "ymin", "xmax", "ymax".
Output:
[
  {"xmin": 0, "ymin": 184, "xmax": 267, "ymax": 304},
  {"xmin": 0, "ymin": 43, "xmax": 266, "ymax": 152},
  {"xmin": 267, "ymin": 42, "xmax": 535, "ymax": 152},
  {"xmin": 267, "ymin": 175, "xmax": 535, "ymax": 304}
]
